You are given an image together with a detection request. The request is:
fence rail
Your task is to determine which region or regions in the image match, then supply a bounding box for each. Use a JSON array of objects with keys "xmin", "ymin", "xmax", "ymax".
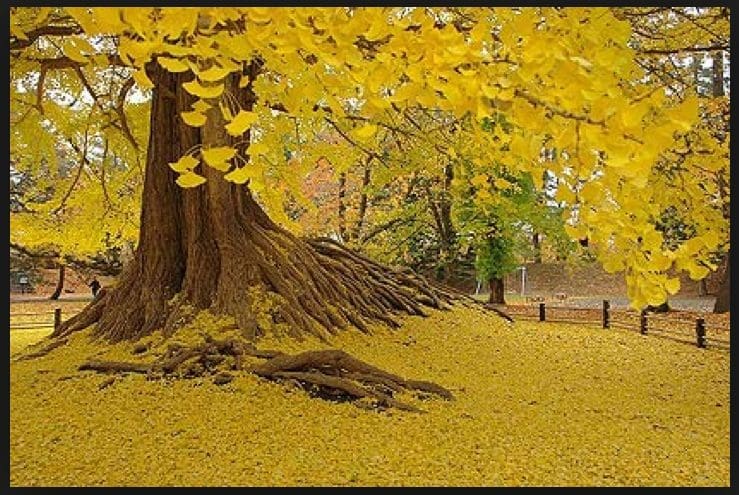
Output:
[
  {"xmin": 10, "ymin": 303, "xmax": 730, "ymax": 351},
  {"xmin": 507, "ymin": 301, "xmax": 729, "ymax": 351},
  {"xmin": 10, "ymin": 308, "xmax": 63, "ymax": 332}
]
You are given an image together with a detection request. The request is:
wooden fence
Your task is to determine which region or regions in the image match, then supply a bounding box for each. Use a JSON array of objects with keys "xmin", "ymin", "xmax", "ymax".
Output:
[
  {"xmin": 9, "ymin": 308, "xmax": 63, "ymax": 332},
  {"xmin": 506, "ymin": 301, "xmax": 730, "ymax": 351},
  {"xmin": 8, "ymin": 303, "xmax": 730, "ymax": 351}
]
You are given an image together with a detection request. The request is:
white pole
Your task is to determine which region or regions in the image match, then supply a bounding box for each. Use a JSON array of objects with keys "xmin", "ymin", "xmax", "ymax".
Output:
[{"xmin": 520, "ymin": 266, "xmax": 526, "ymax": 296}]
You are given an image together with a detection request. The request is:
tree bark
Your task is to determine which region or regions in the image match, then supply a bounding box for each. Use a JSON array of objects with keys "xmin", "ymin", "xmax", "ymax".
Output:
[
  {"xmin": 11, "ymin": 242, "xmax": 123, "ymax": 276},
  {"xmin": 337, "ymin": 172, "xmax": 347, "ymax": 242},
  {"xmin": 53, "ymin": 62, "xmax": 465, "ymax": 344},
  {"xmin": 351, "ymin": 163, "xmax": 371, "ymax": 241},
  {"xmin": 712, "ymin": 50, "xmax": 724, "ymax": 97},
  {"xmin": 488, "ymin": 277, "xmax": 505, "ymax": 305},
  {"xmin": 646, "ymin": 301, "xmax": 670, "ymax": 313},
  {"xmin": 698, "ymin": 278, "xmax": 708, "ymax": 296},
  {"xmin": 49, "ymin": 265, "xmax": 65, "ymax": 300},
  {"xmin": 427, "ymin": 164, "xmax": 457, "ymax": 282},
  {"xmin": 713, "ymin": 255, "xmax": 730, "ymax": 313},
  {"xmin": 532, "ymin": 232, "xmax": 542, "ymax": 263}
]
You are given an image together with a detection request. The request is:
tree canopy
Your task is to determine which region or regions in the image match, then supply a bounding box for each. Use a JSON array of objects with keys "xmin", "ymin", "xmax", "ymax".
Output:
[{"xmin": 10, "ymin": 6, "xmax": 729, "ymax": 310}]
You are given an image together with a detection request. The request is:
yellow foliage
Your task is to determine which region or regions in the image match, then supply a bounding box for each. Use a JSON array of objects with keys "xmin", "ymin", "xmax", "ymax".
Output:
[
  {"xmin": 201, "ymin": 146, "xmax": 236, "ymax": 171},
  {"xmin": 169, "ymin": 155, "xmax": 199, "ymax": 174},
  {"xmin": 180, "ymin": 110, "xmax": 207, "ymax": 127},
  {"xmin": 158, "ymin": 57, "xmax": 190, "ymax": 73},
  {"xmin": 224, "ymin": 110, "xmax": 258, "ymax": 136},
  {"xmin": 176, "ymin": 171, "xmax": 207, "ymax": 188},
  {"xmin": 182, "ymin": 80, "xmax": 224, "ymax": 99},
  {"xmin": 8, "ymin": 6, "xmax": 729, "ymax": 313}
]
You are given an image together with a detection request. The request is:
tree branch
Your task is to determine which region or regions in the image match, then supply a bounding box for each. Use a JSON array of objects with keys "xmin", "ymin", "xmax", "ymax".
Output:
[
  {"xmin": 10, "ymin": 242, "xmax": 123, "ymax": 276},
  {"xmin": 10, "ymin": 23, "xmax": 83, "ymax": 51},
  {"xmin": 113, "ymin": 77, "xmax": 139, "ymax": 151},
  {"xmin": 639, "ymin": 44, "xmax": 728, "ymax": 55},
  {"xmin": 52, "ymin": 129, "xmax": 91, "ymax": 215}
]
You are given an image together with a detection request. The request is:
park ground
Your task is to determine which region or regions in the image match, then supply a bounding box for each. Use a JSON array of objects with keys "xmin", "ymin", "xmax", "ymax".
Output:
[{"xmin": 10, "ymin": 300, "xmax": 729, "ymax": 486}]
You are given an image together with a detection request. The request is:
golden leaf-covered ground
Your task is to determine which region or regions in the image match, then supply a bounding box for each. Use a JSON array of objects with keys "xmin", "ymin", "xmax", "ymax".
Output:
[{"xmin": 10, "ymin": 305, "xmax": 729, "ymax": 486}]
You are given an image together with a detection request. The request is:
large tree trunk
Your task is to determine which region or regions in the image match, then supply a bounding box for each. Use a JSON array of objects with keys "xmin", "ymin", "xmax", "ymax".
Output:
[
  {"xmin": 488, "ymin": 277, "xmax": 505, "ymax": 305},
  {"xmin": 53, "ymin": 63, "xmax": 463, "ymax": 344},
  {"xmin": 49, "ymin": 265, "xmax": 65, "ymax": 300},
  {"xmin": 713, "ymin": 255, "xmax": 730, "ymax": 313}
]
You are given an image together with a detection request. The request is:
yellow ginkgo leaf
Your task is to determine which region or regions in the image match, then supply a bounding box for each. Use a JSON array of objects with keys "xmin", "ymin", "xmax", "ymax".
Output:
[
  {"xmin": 201, "ymin": 146, "xmax": 236, "ymax": 171},
  {"xmin": 182, "ymin": 79, "xmax": 224, "ymax": 99},
  {"xmin": 132, "ymin": 69, "xmax": 154, "ymax": 89},
  {"xmin": 93, "ymin": 54, "xmax": 111, "ymax": 66},
  {"xmin": 664, "ymin": 277, "xmax": 681, "ymax": 295},
  {"xmin": 176, "ymin": 171, "xmax": 207, "ymax": 188},
  {"xmin": 197, "ymin": 65, "xmax": 232, "ymax": 82},
  {"xmin": 470, "ymin": 174, "xmax": 488, "ymax": 187},
  {"xmin": 366, "ymin": 95, "xmax": 392, "ymax": 110},
  {"xmin": 687, "ymin": 262, "xmax": 710, "ymax": 281},
  {"xmin": 169, "ymin": 155, "xmax": 199, "ymax": 173},
  {"xmin": 224, "ymin": 166, "xmax": 251, "ymax": 184},
  {"xmin": 215, "ymin": 57, "xmax": 240, "ymax": 72},
  {"xmin": 63, "ymin": 38, "xmax": 94, "ymax": 64},
  {"xmin": 192, "ymin": 99, "xmax": 210, "ymax": 113},
  {"xmin": 10, "ymin": 24, "xmax": 28, "ymax": 41},
  {"xmin": 353, "ymin": 123, "xmax": 377, "ymax": 140},
  {"xmin": 246, "ymin": 7, "xmax": 272, "ymax": 24},
  {"xmin": 646, "ymin": 288, "xmax": 667, "ymax": 307},
  {"xmin": 158, "ymin": 56, "xmax": 190, "ymax": 73},
  {"xmin": 63, "ymin": 46, "xmax": 88, "ymax": 65},
  {"xmin": 225, "ymin": 110, "xmax": 258, "ymax": 136},
  {"xmin": 248, "ymin": 142, "xmax": 269, "ymax": 156},
  {"xmin": 671, "ymin": 95, "xmax": 699, "ymax": 132},
  {"xmin": 602, "ymin": 256, "xmax": 623, "ymax": 273},
  {"xmin": 181, "ymin": 110, "xmax": 207, "ymax": 127}
]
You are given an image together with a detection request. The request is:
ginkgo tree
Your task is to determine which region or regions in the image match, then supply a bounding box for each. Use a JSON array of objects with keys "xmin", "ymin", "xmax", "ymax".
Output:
[
  {"xmin": 10, "ymin": 6, "xmax": 720, "ymax": 348},
  {"xmin": 10, "ymin": 9, "xmax": 146, "ymax": 283},
  {"xmin": 9, "ymin": 102, "xmax": 145, "ymax": 261},
  {"xmin": 617, "ymin": 6, "xmax": 730, "ymax": 312}
]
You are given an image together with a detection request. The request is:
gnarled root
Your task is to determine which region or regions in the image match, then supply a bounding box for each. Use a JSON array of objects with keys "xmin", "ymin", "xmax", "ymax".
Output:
[
  {"xmin": 13, "ymin": 338, "xmax": 69, "ymax": 362},
  {"xmin": 52, "ymin": 231, "xmax": 511, "ymax": 344},
  {"xmin": 77, "ymin": 337, "xmax": 453, "ymax": 412}
]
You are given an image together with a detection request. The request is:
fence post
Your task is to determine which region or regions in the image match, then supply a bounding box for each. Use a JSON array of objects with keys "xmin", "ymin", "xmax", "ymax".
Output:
[
  {"xmin": 602, "ymin": 300, "xmax": 610, "ymax": 329},
  {"xmin": 54, "ymin": 308, "xmax": 62, "ymax": 331},
  {"xmin": 695, "ymin": 318, "xmax": 706, "ymax": 348},
  {"xmin": 539, "ymin": 303, "xmax": 546, "ymax": 322},
  {"xmin": 640, "ymin": 309, "xmax": 647, "ymax": 335}
]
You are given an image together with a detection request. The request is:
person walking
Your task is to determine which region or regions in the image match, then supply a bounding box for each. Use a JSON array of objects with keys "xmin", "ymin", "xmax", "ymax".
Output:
[{"xmin": 89, "ymin": 277, "xmax": 101, "ymax": 297}]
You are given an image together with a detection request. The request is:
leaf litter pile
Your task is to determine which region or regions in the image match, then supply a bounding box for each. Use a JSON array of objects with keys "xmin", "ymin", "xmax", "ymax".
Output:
[{"xmin": 10, "ymin": 305, "xmax": 729, "ymax": 486}]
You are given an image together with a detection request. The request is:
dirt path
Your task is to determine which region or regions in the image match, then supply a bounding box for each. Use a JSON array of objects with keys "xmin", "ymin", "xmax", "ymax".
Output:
[{"xmin": 549, "ymin": 296, "xmax": 718, "ymax": 312}]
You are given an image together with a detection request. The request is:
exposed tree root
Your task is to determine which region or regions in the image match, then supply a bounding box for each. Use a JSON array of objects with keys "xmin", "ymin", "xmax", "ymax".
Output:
[
  {"xmin": 75, "ymin": 337, "xmax": 453, "ymax": 412},
  {"xmin": 54, "ymin": 235, "xmax": 510, "ymax": 343},
  {"xmin": 483, "ymin": 303, "xmax": 515, "ymax": 323},
  {"xmin": 14, "ymin": 338, "xmax": 69, "ymax": 362}
]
